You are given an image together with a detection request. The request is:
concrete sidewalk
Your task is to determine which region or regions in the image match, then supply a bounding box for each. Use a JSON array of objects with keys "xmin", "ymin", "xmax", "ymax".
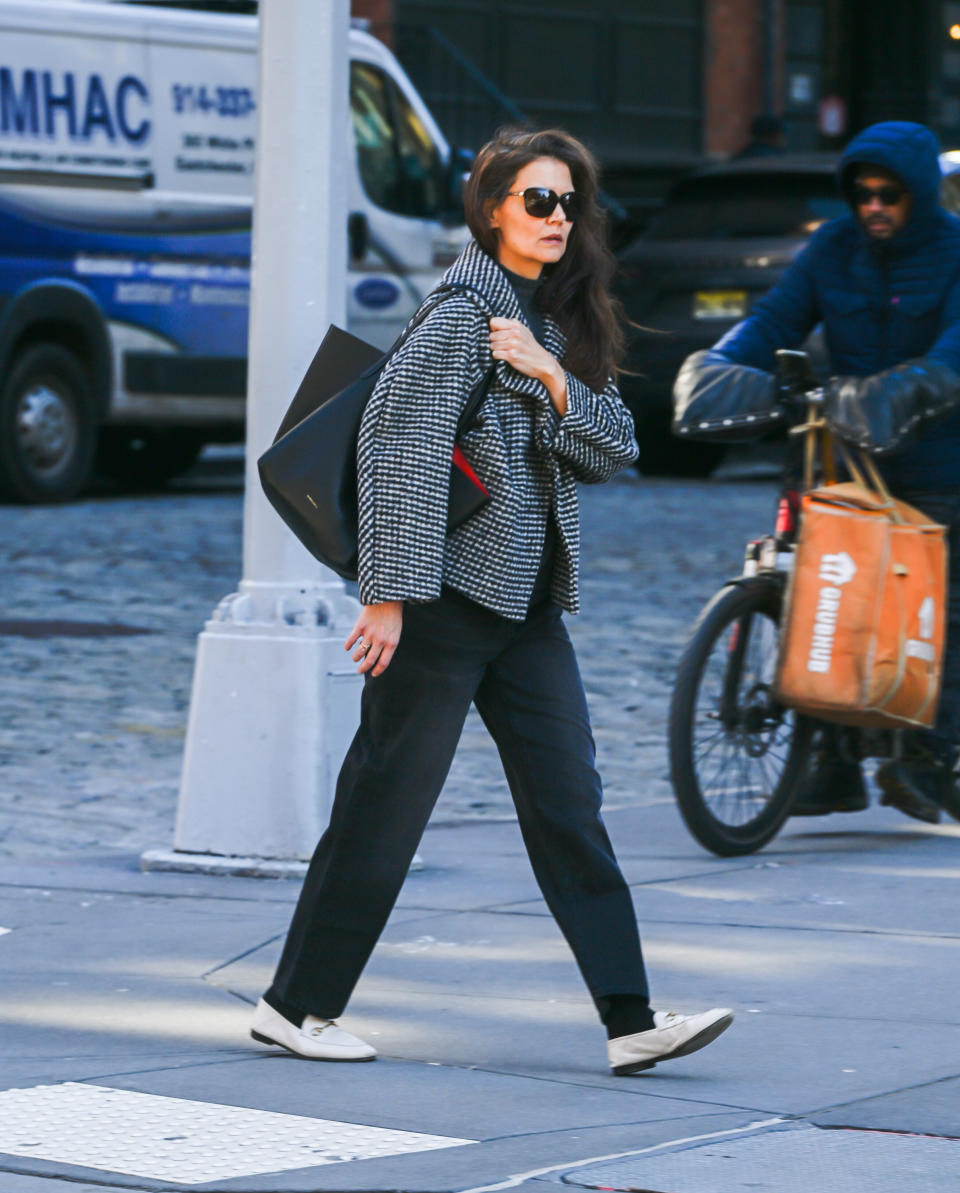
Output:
[{"xmin": 1, "ymin": 797, "xmax": 958, "ymax": 1192}]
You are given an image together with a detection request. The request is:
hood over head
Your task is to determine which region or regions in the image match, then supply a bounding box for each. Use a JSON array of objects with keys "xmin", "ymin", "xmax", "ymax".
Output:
[{"xmin": 838, "ymin": 121, "xmax": 943, "ymax": 249}]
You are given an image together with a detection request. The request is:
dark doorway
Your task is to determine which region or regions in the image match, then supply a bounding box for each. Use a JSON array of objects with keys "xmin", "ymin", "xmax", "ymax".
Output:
[
  {"xmin": 822, "ymin": 0, "xmax": 940, "ymax": 139},
  {"xmin": 392, "ymin": 0, "xmax": 705, "ymax": 164}
]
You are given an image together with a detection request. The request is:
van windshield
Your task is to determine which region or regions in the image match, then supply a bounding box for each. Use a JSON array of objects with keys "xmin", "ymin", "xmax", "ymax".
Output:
[
  {"xmin": 646, "ymin": 173, "xmax": 847, "ymax": 240},
  {"xmin": 351, "ymin": 62, "xmax": 444, "ymax": 219}
]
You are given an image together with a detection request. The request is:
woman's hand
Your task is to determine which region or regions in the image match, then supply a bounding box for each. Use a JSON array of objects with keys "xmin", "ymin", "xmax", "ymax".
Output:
[
  {"xmin": 489, "ymin": 317, "xmax": 568, "ymax": 415},
  {"xmin": 345, "ymin": 601, "xmax": 403, "ymax": 676}
]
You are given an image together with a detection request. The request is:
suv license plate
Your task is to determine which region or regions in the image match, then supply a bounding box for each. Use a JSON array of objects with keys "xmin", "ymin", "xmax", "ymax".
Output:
[{"xmin": 693, "ymin": 290, "xmax": 747, "ymax": 319}]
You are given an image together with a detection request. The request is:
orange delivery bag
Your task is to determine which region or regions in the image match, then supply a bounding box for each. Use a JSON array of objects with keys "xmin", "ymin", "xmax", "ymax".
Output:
[{"xmin": 774, "ymin": 480, "xmax": 947, "ymax": 730}]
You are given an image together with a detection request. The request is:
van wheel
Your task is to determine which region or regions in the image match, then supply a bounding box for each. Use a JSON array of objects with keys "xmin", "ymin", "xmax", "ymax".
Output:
[
  {"xmin": 95, "ymin": 429, "xmax": 206, "ymax": 488},
  {"xmin": 0, "ymin": 343, "xmax": 98, "ymax": 503}
]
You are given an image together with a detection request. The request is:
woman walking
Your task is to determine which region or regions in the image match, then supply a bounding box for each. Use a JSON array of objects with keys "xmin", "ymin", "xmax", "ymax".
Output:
[{"xmin": 251, "ymin": 128, "xmax": 733, "ymax": 1076}]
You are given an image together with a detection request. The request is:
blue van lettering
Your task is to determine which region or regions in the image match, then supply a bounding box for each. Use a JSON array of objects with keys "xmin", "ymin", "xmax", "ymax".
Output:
[
  {"xmin": 0, "ymin": 67, "xmax": 39, "ymax": 135},
  {"xmin": 42, "ymin": 71, "xmax": 77, "ymax": 138},
  {"xmin": 0, "ymin": 70, "xmax": 152, "ymax": 144},
  {"xmin": 0, "ymin": 11, "xmax": 460, "ymax": 513},
  {"xmin": 81, "ymin": 74, "xmax": 115, "ymax": 140},
  {"xmin": 116, "ymin": 76, "xmax": 150, "ymax": 144}
]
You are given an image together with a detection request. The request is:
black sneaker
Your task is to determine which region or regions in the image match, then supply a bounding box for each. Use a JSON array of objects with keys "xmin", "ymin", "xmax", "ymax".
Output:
[
  {"xmin": 790, "ymin": 748, "xmax": 869, "ymax": 817},
  {"xmin": 875, "ymin": 748, "xmax": 946, "ymax": 825}
]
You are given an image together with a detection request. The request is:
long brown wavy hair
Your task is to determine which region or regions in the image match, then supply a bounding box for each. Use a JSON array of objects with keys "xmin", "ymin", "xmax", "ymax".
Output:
[{"xmin": 463, "ymin": 127, "xmax": 625, "ymax": 391}]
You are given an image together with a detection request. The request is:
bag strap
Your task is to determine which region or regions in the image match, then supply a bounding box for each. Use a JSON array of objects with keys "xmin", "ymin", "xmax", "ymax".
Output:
[
  {"xmin": 793, "ymin": 397, "xmax": 901, "ymax": 522},
  {"xmin": 456, "ymin": 356, "xmax": 496, "ymax": 434},
  {"xmin": 833, "ymin": 438, "xmax": 905, "ymax": 525},
  {"xmin": 432, "ymin": 284, "xmax": 498, "ymax": 433},
  {"xmin": 797, "ymin": 400, "xmax": 836, "ymax": 492},
  {"xmin": 394, "ymin": 282, "xmax": 492, "ymax": 351},
  {"xmin": 391, "ymin": 282, "xmax": 497, "ymax": 434},
  {"xmin": 821, "ymin": 428, "xmax": 837, "ymax": 486}
]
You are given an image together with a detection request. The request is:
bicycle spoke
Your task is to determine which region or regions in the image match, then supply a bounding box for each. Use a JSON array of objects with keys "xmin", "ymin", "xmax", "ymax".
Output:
[
  {"xmin": 670, "ymin": 578, "xmax": 815, "ymax": 855},
  {"xmin": 687, "ymin": 601, "xmax": 800, "ymax": 827}
]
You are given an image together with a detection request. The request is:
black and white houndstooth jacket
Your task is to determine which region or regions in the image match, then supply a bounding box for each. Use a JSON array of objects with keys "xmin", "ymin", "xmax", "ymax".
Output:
[{"xmin": 356, "ymin": 239, "xmax": 638, "ymax": 620}]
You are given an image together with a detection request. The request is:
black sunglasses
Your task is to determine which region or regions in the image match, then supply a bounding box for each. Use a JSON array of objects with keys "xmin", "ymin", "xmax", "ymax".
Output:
[
  {"xmin": 852, "ymin": 183, "xmax": 906, "ymax": 207},
  {"xmin": 507, "ymin": 187, "xmax": 583, "ymax": 221}
]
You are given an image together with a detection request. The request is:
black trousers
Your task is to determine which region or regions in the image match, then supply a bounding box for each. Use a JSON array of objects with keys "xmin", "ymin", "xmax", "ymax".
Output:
[{"xmin": 269, "ymin": 589, "xmax": 649, "ymax": 1019}]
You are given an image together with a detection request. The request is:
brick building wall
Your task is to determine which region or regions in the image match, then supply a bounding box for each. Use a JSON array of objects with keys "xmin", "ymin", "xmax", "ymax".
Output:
[
  {"xmin": 352, "ymin": 0, "xmax": 393, "ymax": 36},
  {"xmin": 704, "ymin": 0, "xmax": 780, "ymax": 156}
]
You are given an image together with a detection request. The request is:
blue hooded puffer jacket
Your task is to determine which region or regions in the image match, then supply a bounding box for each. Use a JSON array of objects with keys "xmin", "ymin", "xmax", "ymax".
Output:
[{"xmin": 714, "ymin": 120, "xmax": 960, "ymax": 489}]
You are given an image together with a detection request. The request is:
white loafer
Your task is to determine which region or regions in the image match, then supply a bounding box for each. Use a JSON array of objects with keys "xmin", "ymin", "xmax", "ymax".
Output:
[
  {"xmin": 608, "ymin": 1007, "xmax": 733, "ymax": 1075},
  {"xmin": 250, "ymin": 998, "xmax": 376, "ymax": 1061}
]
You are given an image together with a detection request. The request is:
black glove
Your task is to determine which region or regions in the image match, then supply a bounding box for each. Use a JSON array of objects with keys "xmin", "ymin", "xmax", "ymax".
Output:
[
  {"xmin": 672, "ymin": 350, "xmax": 784, "ymax": 442},
  {"xmin": 823, "ymin": 358, "xmax": 960, "ymax": 455}
]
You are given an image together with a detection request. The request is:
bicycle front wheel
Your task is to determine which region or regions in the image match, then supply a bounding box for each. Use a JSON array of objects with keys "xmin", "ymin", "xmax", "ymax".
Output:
[{"xmin": 669, "ymin": 580, "xmax": 815, "ymax": 856}]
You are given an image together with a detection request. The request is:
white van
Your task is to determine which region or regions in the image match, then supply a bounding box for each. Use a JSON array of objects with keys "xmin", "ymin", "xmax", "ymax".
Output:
[{"xmin": 0, "ymin": 0, "xmax": 471, "ymax": 501}]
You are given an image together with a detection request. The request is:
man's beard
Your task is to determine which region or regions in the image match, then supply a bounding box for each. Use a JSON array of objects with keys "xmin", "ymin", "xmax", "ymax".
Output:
[{"xmin": 864, "ymin": 217, "xmax": 894, "ymax": 239}]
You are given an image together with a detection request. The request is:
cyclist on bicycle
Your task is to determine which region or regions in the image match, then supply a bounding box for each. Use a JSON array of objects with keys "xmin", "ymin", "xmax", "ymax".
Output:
[{"xmin": 673, "ymin": 120, "xmax": 960, "ymax": 826}]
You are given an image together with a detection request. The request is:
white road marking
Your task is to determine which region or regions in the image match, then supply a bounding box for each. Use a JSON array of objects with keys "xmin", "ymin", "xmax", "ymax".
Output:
[{"xmin": 460, "ymin": 1118, "xmax": 787, "ymax": 1193}]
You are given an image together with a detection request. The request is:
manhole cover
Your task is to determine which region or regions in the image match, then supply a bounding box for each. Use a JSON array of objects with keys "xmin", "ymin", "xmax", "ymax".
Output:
[
  {"xmin": 0, "ymin": 619, "xmax": 151, "ymax": 638},
  {"xmin": 563, "ymin": 1124, "xmax": 958, "ymax": 1193}
]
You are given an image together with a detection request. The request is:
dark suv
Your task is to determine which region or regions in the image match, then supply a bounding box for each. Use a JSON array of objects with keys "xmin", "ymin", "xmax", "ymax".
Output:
[{"xmin": 616, "ymin": 155, "xmax": 844, "ymax": 475}]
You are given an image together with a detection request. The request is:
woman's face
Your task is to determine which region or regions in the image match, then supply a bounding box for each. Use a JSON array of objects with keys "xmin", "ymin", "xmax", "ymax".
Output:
[{"xmin": 488, "ymin": 156, "xmax": 575, "ymax": 279}]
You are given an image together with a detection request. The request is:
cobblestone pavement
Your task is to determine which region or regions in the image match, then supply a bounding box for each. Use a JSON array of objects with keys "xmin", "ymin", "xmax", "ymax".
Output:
[{"xmin": 1, "ymin": 452, "xmax": 779, "ymax": 859}]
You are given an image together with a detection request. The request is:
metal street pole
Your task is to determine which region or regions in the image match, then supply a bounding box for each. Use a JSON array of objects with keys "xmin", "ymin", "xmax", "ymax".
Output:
[{"xmin": 143, "ymin": 0, "xmax": 361, "ymax": 876}]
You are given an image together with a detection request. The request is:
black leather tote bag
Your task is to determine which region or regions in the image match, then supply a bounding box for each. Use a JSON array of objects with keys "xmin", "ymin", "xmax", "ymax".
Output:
[{"xmin": 257, "ymin": 285, "xmax": 493, "ymax": 580}]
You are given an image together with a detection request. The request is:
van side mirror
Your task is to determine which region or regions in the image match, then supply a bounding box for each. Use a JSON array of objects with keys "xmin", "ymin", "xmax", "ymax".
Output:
[
  {"xmin": 442, "ymin": 147, "xmax": 474, "ymax": 225},
  {"xmin": 348, "ymin": 211, "xmax": 368, "ymax": 260}
]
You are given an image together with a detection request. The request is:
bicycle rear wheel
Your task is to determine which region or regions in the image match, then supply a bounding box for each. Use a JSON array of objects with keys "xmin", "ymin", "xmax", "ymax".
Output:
[{"xmin": 669, "ymin": 579, "xmax": 815, "ymax": 856}]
